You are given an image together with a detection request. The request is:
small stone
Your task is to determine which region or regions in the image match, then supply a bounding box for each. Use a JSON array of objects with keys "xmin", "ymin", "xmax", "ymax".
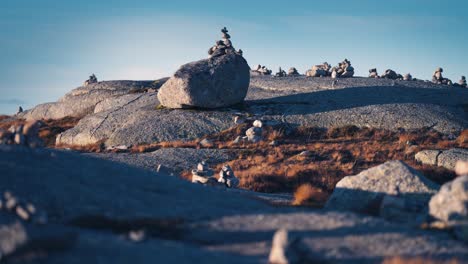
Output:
[
  {"xmin": 299, "ymin": 150, "xmax": 311, "ymax": 157},
  {"xmin": 253, "ymin": 120, "xmax": 263, "ymax": 128},
  {"xmin": 6, "ymin": 197, "xmax": 18, "ymax": 211},
  {"xmin": 269, "ymin": 140, "xmax": 278, "ymax": 146},
  {"xmin": 455, "ymin": 160, "xmax": 468, "ymax": 176},
  {"xmin": 129, "ymin": 230, "xmax": 146, "ymax": 242},
  {"xmin": 232, "ymin": 136, "xmax": 242, "ymax": 144},
  {"xmin": 246, "ymin": 127, "xmax": 262, "ymax": 143},
  {"xmin": 16, "ymin": 206, "xmax": 30, "ymax": 221},
  {"xmin": 233, "ymin": 116, "xmax": 245, "ymax": 124},
  {"xmin": 199, "ymin": 138, "xmax": 213, "ymax": 147},
  {"xmin": 26, "ymin": 203, "xmax": 36, "ymax": 214}
]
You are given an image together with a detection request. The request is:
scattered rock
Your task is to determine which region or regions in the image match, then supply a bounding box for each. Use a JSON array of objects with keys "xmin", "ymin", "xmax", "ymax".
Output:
[
  {"xmin": 325, "ymin": 161, "xmax": 439, "ymax": 216},
  {"xmin": 0, "ymin": 121, "xmax": 44, "ymax": 148},
  {"xmin": 199, "ymin": 138, "xmax": 214, "ymax": 148},
  {"xmin": 429, "ymin": 175, "xmax": 468, "ymax": 223},
  {"xmin": 416, "ymin": 149, "xmax": 468, "ymax": 171},
  {"xmin": 415, "ymin": 150, "xmax": 442, "ymax": 166},
  {"xmin": 306, "ymin": 62, "xmax": 331, "ymax": 77},
  {"xmin": 251, "ymin": 64, "xmax": 272, "ymax": 76}
]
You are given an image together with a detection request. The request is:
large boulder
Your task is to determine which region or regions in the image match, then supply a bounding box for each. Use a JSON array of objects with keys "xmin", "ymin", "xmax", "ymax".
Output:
[
  {"xmin": 429, "ymin": 175, "xmax": 468, "ymax": 222},
  {"xmin": 157, "ymin": 53, "xmax": 250, "ymax": 109},
  {"xmin": 325, "ymin": 161, "xmax": 439, "ymax": 216},
  {"xmin": 415, "ymin": 148, "xmax": 468, "ymax": 171}
]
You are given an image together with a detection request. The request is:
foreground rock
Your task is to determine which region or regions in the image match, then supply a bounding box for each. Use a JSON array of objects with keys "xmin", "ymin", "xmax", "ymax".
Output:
[
  {"xmin": 429, "ymin": 175, "xmax": 468, "ymax": 223},
  {"xmin": 20, "ymin": 80, "xmax": 166, "ymax": 120},
  {"xmin": 325, "ymin": 161, "xmax": 439, "ymax": 222},
  {"xmin": 415, "ymin": 148, "xmax": 468, "ymax": 170},
  {"xmin": 2, "ymin": 145, "xmax": 467, "ymax": 263},
  {"xmin": 158, "ymin": 28, "xmax": 250, "ymax": 109}
]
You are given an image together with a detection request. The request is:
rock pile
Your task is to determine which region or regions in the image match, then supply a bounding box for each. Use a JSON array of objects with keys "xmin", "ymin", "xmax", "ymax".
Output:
[
  {"xmin": 458, "ymin": 76, "xmax": 467, "ymax": 87},
  {"xmin": 287, "ymin": 67, "xmax": 299, "ymax": 76},
  {"xmin": 245, "ymin": 120, "xmax": 263, "ymax": 143},
  {"xmin": 83, "ymin": 74, "xmax": 98, "ymax": 86},
  {"xmin": 208, "ymin": 27, "xmax": 242, "ymax": 58},
  {"xmin": 218, "ymin": 164, "xmax": 239, "ymax": 188},
  {"xmin": 330, "ymin": 59, "xmax": 354, "ymax": 78},
  {"xmin": 251, "ymin": 64, "xmax": 272, "ymax": 76},
  {"xmin": 381, "ymin": 69, "xmax": 401, "ymax": 80},
  {"xmin": 16, "ymin": 106, "xmax": 23, "ymax": 115},
  {"xmin": 306, "ymin": 62, "xmax": 331, "ymax": 77},
  {"xmin": 275, "ymin": 67, "xmax": 286, "ymax": 77},
  {"xmin": 403, "ymin": 73, "xmax": 413, "ymax": 81},
  {"xmin": 0, "ymin": 191, "xmax": 48, "ymax": 224},
  {"xmin": 432, "ymin": 67, "xmax": 453, "ymax": 85},
  {"xmin": 368, "ymin": 68, "xmax": 379, "ymax": 78},
  {"xmin": 191, "ymin": 161, "xmax": 215, "ymax": 184},
  {"xmin": 0, "ymin": 120, "xmax": 44, "ymax": 148},
  {"xmin": 157, "ymin": 27, "xmax": 250, "ymax": 109}
]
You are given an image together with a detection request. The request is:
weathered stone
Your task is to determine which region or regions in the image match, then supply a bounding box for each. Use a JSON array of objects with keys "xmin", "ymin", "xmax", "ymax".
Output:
[
  {"xmin": 403, "ymin": 73, "xmax": 413, "ymax": 81},
  {"xmin": 455, "ymin": 160, "xmax": 468, "ymax": 176},
  {"xmin": 415, "ymin": 150, "xmax": 442, "ymax": 166},
  {"xmin": 253, "ymin": 120, "xmax": 263, "ymax": 128},
  {"xmin": 246, "ymin": 127, "xmax": 262, "ymax": 143},
  {"xmin": 199, "ymin": 138, "xmax": 214, "ymax": 147},
  {"xmin": 325, "ymin": 161, "xmax": 439, "ymax": 215},
  {"xmin": 218, "ymin": 164, "xmax": 239, "ymax": 188},
  {"xmin": 381, "ymin": 69, "xmax": 399, "ymax": 80},
  {"xmin": 158, "ymin": 53, "xmax": 250, "ymax": 109},
  {"xmin": 438, "ymin": 149, "xmax": 468, "ymax": 170},
  {"xmin": 287, "ymin": 67, "xmax": 299, "ymax": 76},
  {"xmin": 429, "ymin": 175, "xmax": 468, "ymax": 222}
]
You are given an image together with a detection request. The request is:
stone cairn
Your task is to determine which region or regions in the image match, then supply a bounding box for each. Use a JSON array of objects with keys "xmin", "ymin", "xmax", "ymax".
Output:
[
  {"xmin": 369, "ymin": 68, "xmax": 379, "ymax": 78},
  {"xmin": 457, "ymin": 76, "xmax": 467, "ymax": 88},
  {"xmin": 306, "ymin": 62, "xmax": 331, "ymax": 77},
  {"xmin": 16, "ymin": 106, "xmax": 23, "ymax": 115},
  {"xmin": 208, "ymin": 27, "xmax": 243, "ymax": 58},
  {"xmin": 287, "ymin": 67, "xmax": 299, "ymax": 76},
  {"xmin": 432, "ymin": 67, "xmax": 452, "ymax": 85},
  {"xmin": 218, "ymin": 164, "xmax": 240, "ymax": 188},
  {"xmin": 0, "ymin": 120, "xmax": 44, "ymax": 148},
  {"xmin": 83, "ymin": 74, "xmax": 98, "ymax": 86},
  {"xmin": 245, "ymin": 120, "xmax": 263, "ymax": 143},
  {"xmin": 329, "ymin": 59, "xmax": 354, "ymax": 78},
  {"xmin": 275, "ymin": 67, "xmax": 287, "ymax": 77},
  {"xmin": 191, "ymin": 161, "xmax": 216, "ymax": 184},
  {"xmin": 0, "ymin": 190, "xmax": 48, "ymax": 224},
  {"xmin": 403, "ymin": 73, "xmax": 413, "ymax": 81},
  {"xmin": 251, "ymin": 64, "xmax": 272, "ymax": 76},
  {"xmin": 381, "ymin": 69, "xmax": 402, "ymax": 80}
]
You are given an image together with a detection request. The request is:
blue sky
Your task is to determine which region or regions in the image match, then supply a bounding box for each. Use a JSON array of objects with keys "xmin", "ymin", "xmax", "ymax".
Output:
[{"xmin": 1, "ymin": 0, "xmax": 467, "ymax": 114}]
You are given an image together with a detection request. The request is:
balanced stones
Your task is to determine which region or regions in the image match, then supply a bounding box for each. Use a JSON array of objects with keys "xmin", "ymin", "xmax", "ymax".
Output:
[
  {"xmin": 306, "ymin": 62, "xmax": 331, "ymax": 77},
  {"xmin": 369, "ymin": 68, "xmax": 379, "ymax": 78},
  {"xmin": 251, "ymin": 64, "xmax": 272, "ymax": 76},
  {"xmin": 432, "ymin": 67, "xmax": 453, "ymax": 85},
  {"xmin": 245, "ymin": 120, "xmax": 263, "ymax": 143},
  {"xmin": 275, "ymin": 67, "xmax": 286, "ymax": 77},
  {"xmin": 191, "ymin": 161, "xmax": 215, "ymax": 184},
  {"xmin": 403, "ymin": 73, "xmax": 413, "ymax": 81},
  {"xmin": 381, "ymin": 69, "xmax": 399, "ymax": 80},
  {"xmin": 0, "ymin": 120, "xmax": 44, "ymax": 147},
  {"xmin": 158, "ymin": 27, "xmax": 250, "ymax": 109},
  {"xmin": 459, "ymin": 76, "xmax": 467, "ymax": 87},
  {"xmin": 83, "ymin": 74, "xmax": 98, "ymax": 86},
  {"xmin": 287, "ymin": 67, "xmax": 299, "ymax": 76},
  {"xmin": 218, "ymin": 164, "xmax": 239, "ymax": 188}
]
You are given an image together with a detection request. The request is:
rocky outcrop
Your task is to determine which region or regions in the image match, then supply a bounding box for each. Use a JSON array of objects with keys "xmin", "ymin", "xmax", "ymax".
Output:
[
  {"xmin": 415, "ymin": 149, "xmax": 468, "ymax": 171},
  {"xmin": 429, "ymin": 175, "xmax": 468, "ymax": 223},
  {"xmin": 20, "ymin": 80, "xmax": 165, "ymax": 120},
  {"xmin": 325, "ymin": 161, "xmax": 439, "ymax": 219}
]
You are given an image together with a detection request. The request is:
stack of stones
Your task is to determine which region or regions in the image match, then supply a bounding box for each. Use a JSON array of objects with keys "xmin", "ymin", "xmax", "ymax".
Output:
[
  {"xmin": 459, "ymin": 76, "xmax": 467, "ymax": 87},
  {"xmin": 218, "ymin": 164, "xmax": 240, "ymax": 188},
  {"xmin": 191, "ymin": 161, "xmax": 216, "ymax": 184},
  {"xmin": 330, "ymin": 59, "xmax": 354, "ymax": 78},
  {"xmin": 381, "ymin": 69, "xmax": 401, "ymax": 80},
  {"xmin": 251, "ymin": 65, "xmax": 272, "ymax": 76},
  {"xmin": 368, "ymin": 68, "xmax": 379, "ymax": 78},
  {"xmin": 432, "ymin": 67, "xmax": 453, "ymax": 85},
  {"xmin": 306, "ymin": 62, "xmax": 331, "ymax": 77},
  {"xmin": 0, "ymin": 191, "xmax": 48, "ymax": 224},
  {"xmin": 275, "ymin": 67, "xmax": 286, "ymax": 77},
  {"xmin": 245, "ymin": 120, "xmax": 263, "ymax": 143},
  {"xmin": 208, "ymin": 27, "xmax": 243, "ymax": 58},
  {"xmin": 403, "ymin": 73, "xmax": 413, "ymax": 81},
  {"xmin": 0, "ymin": 120, "xmax": 44, "ymax": 148},
  {"xmin": 16, "ymin": 106, "xmax": 23, "ymax": 115},
  {"xmin": 287, "ymin": 67, "xmax": 299, "ymax": 76},
  {"xmin": 83, "ymin": 74, "xmax": 98, "ymax": 86}
]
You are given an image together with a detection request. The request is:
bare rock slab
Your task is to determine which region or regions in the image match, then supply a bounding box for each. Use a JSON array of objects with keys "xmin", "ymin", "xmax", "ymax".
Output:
[
  {"xmin": 416, "ymin": 148, "xmax": 468, "ymax": 171},
  {"xmin": 158, "ymin": 53, "xmax": 250, "ymax": 109},
  {"xmin": 325, "ymin": 161, "xmax": 439, "ymax": 216}
]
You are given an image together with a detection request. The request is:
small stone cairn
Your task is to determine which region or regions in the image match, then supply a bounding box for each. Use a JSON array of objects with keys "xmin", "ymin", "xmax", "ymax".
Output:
[
  {"xmin": 83, "ymin": 74, "xmax": 98, "ymax": 86},
  {"xmin": 191, "ymin": 161, "xmax": 216, "ymax": 184},
  {"xmin": 251, "ymin": 64, "xmax": 272, "ymax": 76},
  {"xmin": 245, "ymin": 120, "xmax": 263, "ymax": 143},
  {"xmin": 458, "ymin": 76, "xmax": 467, "ymax": 88},
  {"xmin": 381, "ymin": 69, "xmax": 401, "ymax": 80},
  {"xmin": 0, "ymin": 120, "xmax": 44, "ymax": 148},
  {"xmin": 0, "ymin": 190, "xmax": 48, "ymax": 224},
  {"xmin": 275, "ymin": 67, "xmax": 287, "ymax": 77},
  {"xmin": 403, "ymin": 73, "xmax": 413, "ymax": 81},
  {"xmin": 368, "ymin": 68, "xmax": 379, "ymax": 78},
  {"xmin": 432, "ymin": 67, "xmax": 453, "ymax": 85},
  {"xmin": 16, "ymin": 106, "xmax": 23, "ymax": 115},
  {"xmin": 287, "ymin": 67, "xmax": 299, "ymax": 76},
  {"xmin": 306, "ymin": 62, "xmax": 331, "ymax": 77},
  {"xmin": 218, "ymin": 164, "xmax": 240, "ymax": 188},
  {"xmin": 208, "ymin": 27, "xmax": 243, "ymax": 58},
  {"xmin": 330, "ymin": 59, "xmax": 354, "ymax": 78}
]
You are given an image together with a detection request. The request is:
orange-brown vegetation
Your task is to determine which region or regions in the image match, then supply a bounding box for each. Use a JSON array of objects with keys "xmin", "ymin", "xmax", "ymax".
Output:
[
  {"xmin": 382, "ymin": 256, "xmax": 459, "ymax": 264},
  {"xmin": 292, "ymin": 183, "xmax": 328, "ymax": 207}
]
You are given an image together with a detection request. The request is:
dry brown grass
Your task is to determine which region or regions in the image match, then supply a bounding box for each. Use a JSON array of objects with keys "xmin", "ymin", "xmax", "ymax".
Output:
[
  {"xmin": 382, "ymin": 256, "xmax": 459, "ymax": 264},
  {"xmin": 292, "ymin": 184, "xmax": 328, "ymax": 207}
]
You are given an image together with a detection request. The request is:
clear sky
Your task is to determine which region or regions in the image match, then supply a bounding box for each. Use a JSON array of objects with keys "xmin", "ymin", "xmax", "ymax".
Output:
[{"xmin": 1, "ymin": 0, "xmax": 467, "ymax": 114}]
